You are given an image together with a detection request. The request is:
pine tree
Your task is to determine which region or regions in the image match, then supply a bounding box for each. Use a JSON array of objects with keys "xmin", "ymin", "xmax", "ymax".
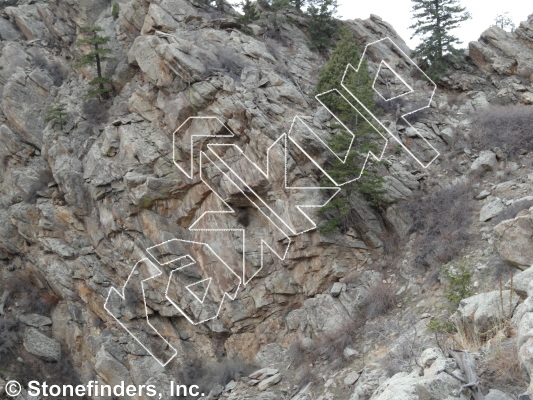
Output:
[
  {"xmin": 237, "ymin": 0, "xmax": 260, "ymax": 25},
  {"xmin": 317, "ymin": 28, "xmax": 387, "ymax": 234},
  {"xmin": 75, "ymin": 26, "xmax": 112, "ymax": 99},
  {"xmin": 45, "ymin": 103, "xmax": 68, "ymax": 129},
  {"xmin": 112, "ymin": 2, "xmax": 120, "ymax": 19},
  {"xmin": 409, "ymin": 0, "xmax": 470, "ymax": 79},
  {"xmin": 290, "ymin": 0, "xmax": 304, "ymax": 10},
  {"xmin": 307, "ymin": 0, "xmax": 339, "ymax": 53}
]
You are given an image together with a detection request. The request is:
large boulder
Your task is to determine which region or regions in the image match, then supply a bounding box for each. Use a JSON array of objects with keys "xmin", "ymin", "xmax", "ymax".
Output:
[
  {"xmin": 368, "ymin": 348, "xmax": 468, "ymax": 400},
  {"xmin": 506, "ymin": 265, "xmax": 533, "ymax": 297},
  {"xmin": 23, "ymin": 328, "xmax": 61, "ymax": 362},
  {"xmin": 469, "ymin": 24, "xmax": 533, "ymax": 77},
  {"xmin": 480, "ymin": 197, "xmax": 505, "ymax": 222},
  {"xmin": 517, "ymin": 286, "xmax": 533, "ymax": 396},
  {"xmin": 453, "ymin": 290, "xmax": 520, "ymax": 336},
  {"xmin": 470, "ymin": 150, "xmax": 497, "ymax": 173},
  {"xmin": 494, "ymin": 207, "xmax": 533, "ymax": 269}
]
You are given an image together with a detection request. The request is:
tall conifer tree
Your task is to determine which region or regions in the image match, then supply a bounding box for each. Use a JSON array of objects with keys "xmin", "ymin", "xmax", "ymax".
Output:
[
  {"xmin": 76, "ymin": 26, "xmax": 112, "ymax": 99},
  {"xmin": 307, "ymin": 0, "xmax": 339, "ymax": 53},
  {"xmin": 409, "ymin": 0, "xmax": 470, "ymax": 79}
]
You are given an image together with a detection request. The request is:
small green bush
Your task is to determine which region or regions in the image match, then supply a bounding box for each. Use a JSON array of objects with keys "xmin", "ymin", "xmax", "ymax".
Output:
[
  {"xmin": 427, "ymin": 318, "xmax": 456, "ymax": 334},
  {"xmin": 441, "ymin": 259, "xmax": 474, "ymax": 311},
  {"xmin": 112, "ymin": 2, "xmax": 120, "ymax": 19}
]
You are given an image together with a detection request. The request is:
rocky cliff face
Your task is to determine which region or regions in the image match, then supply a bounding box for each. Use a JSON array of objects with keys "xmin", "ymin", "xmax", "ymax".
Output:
[{"xmin": 1, "ymin": 1, "xmax": 533, "ymax": 399}]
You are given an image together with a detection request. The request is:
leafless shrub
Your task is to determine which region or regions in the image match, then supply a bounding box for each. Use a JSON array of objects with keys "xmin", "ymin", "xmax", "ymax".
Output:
[
  {"xmin": 288, "ymin": 338, "xmax": 309, "ymax": 367},
  {"xmin": 32, "ymin": 53, "xmax": 67, "ymax": 86},
  {"xmin": 446, "ymin": 91, "xmax": 462, "ymax": 107},
  {"xmin": 288, "ymin": 319, "xmax": 362, "ymax": 371},
  {"xmin": 82, "ymin": 98, "xmax": 109, "ymax": 125},
  {"xmin": 2, "ymin": 270, "xmax": 59, "ymax": 315},
  {"xmin": 32, "ymin": 52, "xmax": 49, "ymax": 69},
  {"xmin": 295, "ymin": 364, "xmax": 315, "ymax": 391},
  {"xmin": 470, "ymin": 105, "xmax": 533, "ymax": 158},
  {"xmin": 318, "ymin": 325, "xmax": 356, "ymax": 368},
  {"xmin": 362, "ymin": 281, "xmax": 397, "ymax": 319},
  {"xmin": 214, "ymin": 46, "xmax": 245, "ymax": 81},
  {"xmin": 370, "ymin": 317, "xmax": 429, "ymax": 376},
  {"xmin": 48, "ymin": 62, "xmax": 68, "ymax": 86},
  {"xmin": 402, "ymin": 181, "xmax": 475, "ymax": 268}
]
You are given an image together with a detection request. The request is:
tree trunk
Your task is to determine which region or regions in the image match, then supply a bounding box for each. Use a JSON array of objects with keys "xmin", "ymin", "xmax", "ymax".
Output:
[
  {"xmin": 434, "ymin": 0, "xmax": 443, "ymax": 59},
  {"xmin": 94, "ymin": 42, "xmax": 104, "ymax": 93},
  {"xmin": 449, "ymin": 350, "xmax": 484, "ymax": 400}
]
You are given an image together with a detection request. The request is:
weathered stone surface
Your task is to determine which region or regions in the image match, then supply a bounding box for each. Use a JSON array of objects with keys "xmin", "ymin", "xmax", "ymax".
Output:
[
  {"xmin": 480, "ymin": 197, "xmax": 505, "ymax": 222},
  {"xmin": 344, "ymin": 371, "xmax": 360, "ymax": 386},
  {"xmin": 19, "ymin": 314, "xmax": 52, "ymax": 328},
  {"xmin": 494, "ymin": 207, "xmax": 533, "ymax": 269},
  {"xmin": 486, "ymin": 389, "xmax": 515, "ymax": 400},
  {"xmin": 470, "ymin": 24, "xmax": 533, "ymax": 77},
  {"xmin": 258, "ymin": 373, "xmax": 281, "ymax": 391},
  {"xmin": 0, "ymin": 18, "xmax": 22, "ymax": 41},
  {"xmin": 23, "ymin": 328, "xmax": 61, "ymax": 362},
  {"xmin": 506, "ymin": 265, "xmax": 533, "ymax": 297},
  {"xmin": 95, "ymin": 347, "xmax": 133, "ymax": 387},
  {"xmin": 368, "ymin": 348, "xmax": 466, "ymax": 400},
  {"xmin": 1, "ymin": 0, "xmax": 533, "ymax": 396},
  {"xmin": 2, "ymin": 67, "xmax": 51, "ymax": 147},
  {"xmin": 470, "ymin": 150, "xmax": 497, "ymax": 172},
  {"xmin": 453, "ymin": 290, "xmax": 519, "ymax": 334}
]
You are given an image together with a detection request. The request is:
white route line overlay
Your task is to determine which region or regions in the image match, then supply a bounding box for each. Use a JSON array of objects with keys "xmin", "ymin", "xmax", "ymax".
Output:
[
  {"xmin": 104, "ymin": 258, "xmax": 178, "ymax": 367},
  {"xmin": 342, "ymin": 37, "xmax": 440, "ymax": 168},
  {"xmin": 104, "ymin": 36, "xmax": 441, "ymax": 367}
]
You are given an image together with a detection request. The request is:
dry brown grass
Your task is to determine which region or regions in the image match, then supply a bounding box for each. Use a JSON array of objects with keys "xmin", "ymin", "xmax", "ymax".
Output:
[{"xmin": 479, "ymin": 340, "xmax": 526, "ymax": 395}]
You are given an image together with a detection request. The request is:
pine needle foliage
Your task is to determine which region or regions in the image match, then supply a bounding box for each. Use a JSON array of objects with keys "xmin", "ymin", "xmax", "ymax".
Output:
[
  {"xmin": 409, "ymin": 0, "xmax": 470, "ymax": 80},
  {"xmin": 237, "ymin": 0, "xmax": 260, "ymax": 25},
  {"xmin": 44, "ymin": 103, "xmax": 68, "ymax": 129},
  {"xmin": 317, "ymin": 28, "xmax": 387, "ymax": 234},
  {"xmin": 307, "ymin": 0, "xmax": 339, "ymax": 53},
  {"xmin": 75, "ymin": 26, "xmax": 112, "ymax": 99}
]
